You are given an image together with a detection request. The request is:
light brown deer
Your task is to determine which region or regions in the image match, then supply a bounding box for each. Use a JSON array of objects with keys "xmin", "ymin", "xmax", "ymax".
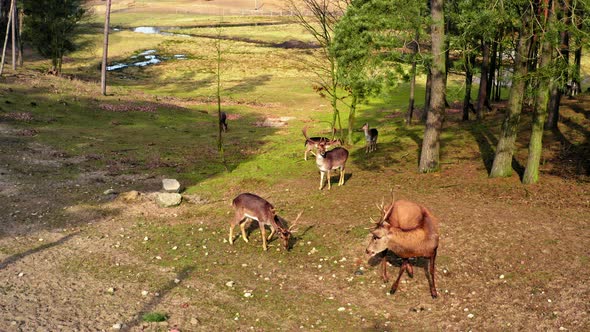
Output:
[
  {"xmin": 230, "ymin": 193, "xmax": 301, "ymax": 251},
  {"xmin": 366, "ymin": 198, "xmax": 440, "ymax": 298},
  {"xmin": 304, "ymin": 137, "xmax": 342, "ymax": 161},
  {"xmin": 303, "ymin": 127, "xmax": 349, "ymax": 190}
]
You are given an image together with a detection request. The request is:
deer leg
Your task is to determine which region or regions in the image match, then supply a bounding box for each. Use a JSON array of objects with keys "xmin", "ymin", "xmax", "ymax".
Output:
[
  {"xmin": 267, "ymin": 227, "xmax": 275, "ymax": 241},
  {"xmin": 229, "ymin": 225, "xmax": 235, "ymax": 244},
  {"xmin": 327, "ymin": 170, "xmax": 332, "ymax": 190},
  {"xmin": 338, "ymin": 167, "xmax": 345, "ymax": 186},
  {"xmin": 240, "ymin": 219, "xmax": 249, "ymax": 243},
  {"xmin": 406, "ymin": 261, "xmax": 414, "ymax": 278},
  {"xmin": 230, "ymin": 212, "xmax": 245, "ymax": 244},
  {"xmin": 389, "ymin": 259, "xmax": 409, "ymax": 295},
  {"xmin": 381, "ymin": 256, "xmax": 389, "ymax": 283},
  {"xmin": 319, "ymin": 171, "xmax": 325, "ymax": 190},
  {"xmin": 259, "ymin": 223, "xmax": 268, "ymax": 251},
  {"xmin": 427, "ymin": 249, "xmax": 438, "ymax": 298}
]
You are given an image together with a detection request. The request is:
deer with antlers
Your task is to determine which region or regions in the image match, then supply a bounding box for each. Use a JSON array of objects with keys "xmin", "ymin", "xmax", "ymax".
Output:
[
  {"xmin": 229, "ymin": 193, "xmax": 301, "ymax": 251},
  {"xmin": 366, "ymin": 196, "xmax": 440, "ymax": 298},
  {"xmin": 303, "ymin": 127, "xmax": 349, "ymax": 190}
]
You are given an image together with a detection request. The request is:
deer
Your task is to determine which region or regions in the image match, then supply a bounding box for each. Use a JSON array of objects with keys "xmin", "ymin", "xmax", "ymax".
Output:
[
  {"xmin": 229, "ymin": 193, "xmax": 301, "ymax": 251},
  {"xmin": 220, "ymin": 111, "xmax": 228, "ymax": 132},
  {"xmin": 365, "ymin": 197, "xmax": 440, "ymax": 298},
  {"xmin": 361, "ymin": 123, "xmax": 378, "ymax": 153},
  {"xmin": 304, "ymin": 137, "xmax": 342, "ymax": 161},
  {"xmin": 302, "ymin": 127, "xmax": 349, "ymax": 190}
]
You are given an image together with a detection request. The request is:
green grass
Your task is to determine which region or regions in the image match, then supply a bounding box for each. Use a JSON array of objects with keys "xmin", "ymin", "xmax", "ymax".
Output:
[{"xmin": 141, "ymin": 312, "xmax": 168, "ymax": 322}]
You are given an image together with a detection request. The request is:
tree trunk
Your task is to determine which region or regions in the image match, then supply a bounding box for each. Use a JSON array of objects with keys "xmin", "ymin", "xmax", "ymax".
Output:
[
  {"xmin": 573, "ymin": 46, "xmax": 581, "ymax": 94},
  {"xmin": 495, "ymin": 41, "xmax": 503, "ymax": 101},
  {"xmin": 523, "ymin": 0, "xmax": 553, "ymax": 185},
  {"xmin": 422, "ymin": 69, "xmax": 432, "ymax": 122},
  {"xmin": 487, "ymin": 38, "xmax": 498, "ymax": 105},
  {"xmin": 546, "ymin": 0, "xmax": 569, "ymax": 129},
  {"xmin": 419, "ymin": 0, "xmax": 446, "ymax": 173},
  {"xmin": 101, "ymin": 0, "xmax": 112, "ymax": 96},
  {"xmin": 0, "ymin": 0, "xmax": 13, "ymax": 76},
  {"xmin": 347, "ymin": 93, "xmax": 357, "ymax": 144},
  {"xmin": 475, "ymin": 39, "xmax": 490, "ymax": 120},
  {"xmin": 10, "ymin": 0, "xmax": 14, "ymax": 70},
  {"xmin": 17, "ymin": 7, "xmax": 22, "ymax": 66},
  {"xmin": 490, "ymin": 26, "xmax": 531, "ymax": 178},
  {"xmin": 462, "ymin": 54, "xmax": 475, "ymax": 121},
  {"xmin": 406, "ymin": 28, "xmax": 419, "ymax": 126}
]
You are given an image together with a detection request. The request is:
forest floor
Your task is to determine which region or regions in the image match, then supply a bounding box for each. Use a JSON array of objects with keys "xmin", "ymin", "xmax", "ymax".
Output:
[{"xmin": 0, "ymin": 72, "xmax": 588, "ymax": 331}]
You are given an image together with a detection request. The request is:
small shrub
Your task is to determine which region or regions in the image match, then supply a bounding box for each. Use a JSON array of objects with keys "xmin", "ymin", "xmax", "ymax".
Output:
[{"xmin": 141, "ymin": 312, "xmax": 168, "ymax": 322}]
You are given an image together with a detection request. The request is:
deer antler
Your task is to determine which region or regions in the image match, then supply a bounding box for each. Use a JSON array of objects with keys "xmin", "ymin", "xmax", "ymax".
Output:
[{"xmin": 288, "ymin": 210, "xmax": 303, "ymax": 231}]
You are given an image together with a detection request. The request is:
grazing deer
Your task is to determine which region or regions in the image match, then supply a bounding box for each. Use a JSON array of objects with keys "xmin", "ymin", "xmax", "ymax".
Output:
[
  {"xmin": 220, "ymin": 111, "xmax": 228, "ymax": 132},
  {"xmin": 304, "ymin": 137, "xmax": 342, "ymax": 161},
  {"xmin": 366, "ymin": 198, "xmax": 440, "ymax": 298},
  {"xmin": 361, "ymin": 123, "xmax": 378, "ymax": 153},
  {"xmin": 230, "ymin": 193, "xmax": 301, "ymax": 251},
  {"xmin": 303, "ymin": 127, "xmax": 349, "ymax": 190}
]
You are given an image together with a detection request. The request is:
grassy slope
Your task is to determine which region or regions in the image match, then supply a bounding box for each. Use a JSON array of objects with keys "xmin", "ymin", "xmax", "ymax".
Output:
[{"xmin": 0, "ymin": 6, "xmax": 589, "ymax": 331}]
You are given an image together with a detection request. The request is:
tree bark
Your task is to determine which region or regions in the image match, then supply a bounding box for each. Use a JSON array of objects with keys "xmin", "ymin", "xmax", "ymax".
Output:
[
  {"xmin": 487, "ymin": 38, "xmax": 498, "ymax": 105},
  {"xmin": 475, "ymin": 39, "xmax": 490, "ymax": 120},
  {"xmin": 10, "ymin": 0, "xmax": 14, "ymax": 70},
  {"xmin": 101, "ymin": 0, "xmax": 112, "ymax": 96},
  {"xmin": 495, "ymin": 41, "xmax": 503, "ymax": 101},
  {"xmin": 490, "ymin": 25, "xmax": 531, "ymax": 178},
  {"xmin": 347, "ymin": 93, "xmax": 357, "ymax": 144},
  {"xmin": 462, "ymin": 54, "xmax": 475, "ymax": 121},
  {"xmin": 546, "ymin": 0, "xmax": 569, "ymax": 129},
  {"xmin": 0, "ymin": 0, "xmax": 13, "ymax": 76},
  {"xmin": 422, "ymin": 69, "xmax": 432, "ymax": 122},
  {"xmin": 419, "ymin": 0, "xmax": 446, "ymax": 173},
  {"xmin": 523, "ymin": 0, "xmax": 553, "ymax": 184},
  {"xmin": 17, "ymin": 7, "xmax": 22, "ymax": 66}
]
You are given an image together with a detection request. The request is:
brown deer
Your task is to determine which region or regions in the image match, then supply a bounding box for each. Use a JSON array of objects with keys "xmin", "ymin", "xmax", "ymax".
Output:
[
  {"xmin": 230, "ymin": 193, "xmax": 301, "ymax": 251},
  {"xmin": 220, "ymin": 111, "xmax": 228, "ymax": 132},
  {"xmin": 361, "ymin": 123, "xmax": 378, "ymax": 153},
  {"xmin": 303, "ymin": 127, "xmax": 349, "ymax": 190},
  {"xmin": 366, "ymin": 198, "xmax": 440, "ymax": 298},
  {"xmin": 304, "ymin": 137, "xmax": 342, "ymax": 161}
]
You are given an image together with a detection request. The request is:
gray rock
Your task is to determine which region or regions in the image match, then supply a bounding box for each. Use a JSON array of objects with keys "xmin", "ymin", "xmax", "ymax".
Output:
[
  {"xmin": 103, "ymin": 188, "xmax": 117, "ymax": 195},
  {"xmin": 156, "ymin": 193, "xmax": 182, "ymax": 207},
  {"xmin": 162, "ymin": 178, "xmax": 181, "ymax": 193}
]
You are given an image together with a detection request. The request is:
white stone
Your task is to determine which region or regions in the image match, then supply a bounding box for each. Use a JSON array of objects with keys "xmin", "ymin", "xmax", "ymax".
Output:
[
  {"xmin": 162, "ymin": 179, "xmax": 181, "ymax": 193},
  {"xmin": 156, "ymin": 193, "xmax": 182, "ymax": 207},
  {"xmin": 141, "ymin": 290, "xmax": 149, "ymax": 296}
]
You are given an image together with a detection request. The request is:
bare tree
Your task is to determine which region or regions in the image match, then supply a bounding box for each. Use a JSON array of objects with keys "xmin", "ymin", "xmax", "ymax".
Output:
[
  {"xmin": 0, "ymin": 0, "xmax": 14, "ymax": 76},
  {"xmin": 286, "ymin": 0, "xmax": 347, "ymax": 137},
  {"xmin": 101, "ymin": 0, "xmax": 112, "ymax": 96}
]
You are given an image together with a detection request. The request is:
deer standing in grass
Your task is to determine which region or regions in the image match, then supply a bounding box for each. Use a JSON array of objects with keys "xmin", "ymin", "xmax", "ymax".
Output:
[
  {"xmin": 361, "ymin": 123, "xmax": 378, "ymax": 153},
  {"xmin": 220, "ymin": 111, "xmax": 228, "ymax": 132},
  {"xmin": 304, "ymin": 137, "xmax": 342, "ymax": 161},
  {"xmin": 229, "ymin": 193, "xmax": 301, "ymax": 251},
  {"xmin": 366, "ymin": 198, "xmax": 440, "ymax": 298},
  {"xmin": 303, "ymin": 127, "xmax": 349, "ymax": 190}
]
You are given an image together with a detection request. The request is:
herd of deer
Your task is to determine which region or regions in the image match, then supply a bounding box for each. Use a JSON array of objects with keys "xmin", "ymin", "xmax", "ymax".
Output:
[{"xmin": 226, "ymin": 120, "xmax": 440, "ymax": 298}]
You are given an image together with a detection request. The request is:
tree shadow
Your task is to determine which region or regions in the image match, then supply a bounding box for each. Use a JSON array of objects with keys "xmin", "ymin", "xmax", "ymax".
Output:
[
  {"xmin": 0, "ymin": 232, "xmax": 80, "ymax": 270},
  {"xmin": 466, "ymin": 122, "xmax": 525, "ymax": 178},
  {"xmin": 0, "ymin": 80, "xmax": 279, "ymax": 237},
  {"xmin": 225, "ymin": 74, "xmax": 272, "ymax": 95},
  {"xmin": 122, "ymin": 265, "xmax": 196, "ymax": 331}
]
